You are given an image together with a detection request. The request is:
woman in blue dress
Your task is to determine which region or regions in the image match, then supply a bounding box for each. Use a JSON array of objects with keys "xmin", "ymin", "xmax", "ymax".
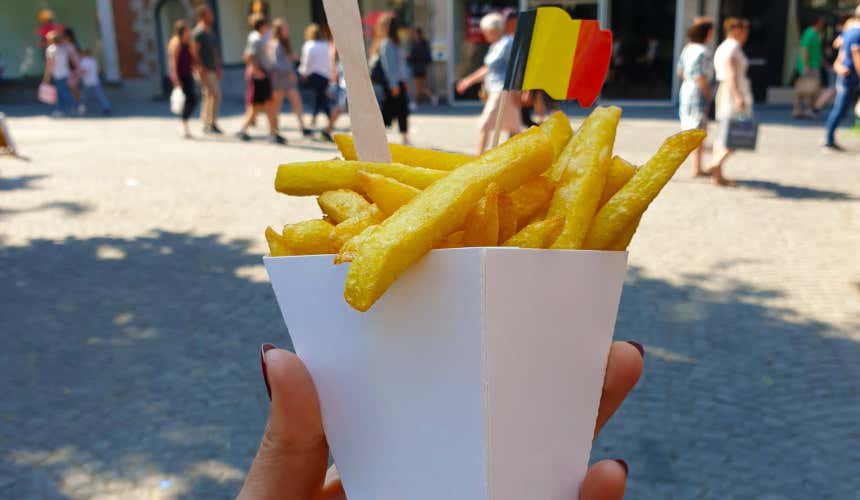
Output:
[{"xmin": 677, "ymin": 18, "xmax": 714, "ymax": 177}]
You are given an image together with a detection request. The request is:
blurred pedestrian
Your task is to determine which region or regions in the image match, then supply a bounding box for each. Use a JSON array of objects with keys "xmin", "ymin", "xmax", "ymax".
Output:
[
  {"xmin": 793, "ymin": 17, "xmax": 825, "ymax": 119},
  {"xmin": 42, "ymin": 31, "xmax": 80, "ymax": 117},
  {"xmin": 299, "ymin": 23, "xmax": 333, "ymax": 140},
  {"xmin": 709, "ymin": 17, "xmax": 752, "ymax": 187},
  {"xmin": 456, "ymin": 12, "xmax": 521, "ymax": 155},
  {"xmin": 35, "ymin": 8, "xmax": 63, "ymax": 50},
  {"xmin": 677, "ymin": 17, "xmax": 714, "ymax": 177},
  {"xmin": 62, "ymin": 27, "xmax": 83, "ymax": 108},
  {"xmin": 168, "ymin": 20, "xmax": 197, "ymax": 138},
  {"xmin": 269, "ymin": 18, "xmax": 310, "ymax": 137},
  {"xmin": 823, "ymin": 7, "xmax": 860, "ymax": 151},
  {"xmin": 78, "ymin": 48, "xmax": 111, "ymax": 115},
  {"xmin": 815, "ymin": 14, "xmax": 852, "ymax": 112},
  {"xmin": 328, "ymin": 43, "xmax": 347, "ymax": 134},
  {"xmin": 407, "ymin": 27, "xmax": 433, "ymax": 106},
  {"xmin": 370, "ymin": 13, "xmax": 411, "ymax": 145},
  {"xmin": 192, "ymin": 4, "xmax": 223, "ymax": 135},
  {"xmin": 237, "ymin": 14, "xmax": 284, "ymax": 145}
]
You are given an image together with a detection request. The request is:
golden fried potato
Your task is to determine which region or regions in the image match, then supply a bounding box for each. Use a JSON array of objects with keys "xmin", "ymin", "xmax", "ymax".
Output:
[
  {"xmin": 584, "ymin": 129, "xmax": 706, "ymax": 250},
  {"xmin": 497, "ymin": 191, "xmax": 518, "ymax": 244},
  {"xmin": 503, "ymin": 217, "xmax": 565, "ymax": 248},
  {"xmin": 334, "ymin": 225, "xmax": 377, "ymax": 264},
  {"xmin": 318, "ymin": 189, "xmax": 372, "ymax": 224},
  {"xmin": 357, "ymin": 171, "xmax": 420, "ymax": 216},
  {"xmin": 276, "ymin": 160, "xmax": 446, "ymax": 196},
  {"xmin": 344, "ymin": 126, "xmax": 553, "ymax": 311},
  {"xmin": 546, "ymin": 107, "xmax": 621, "ymax": 183},
  {"xmin": 508, "ymin": 176, "xmax": 556, "ymax": 227},
  {"xmin": 435, "ymin": 230, "xmax": 465, "ymax": 249},
  {"xmin": 538, "ymin": 111, "xmax": 574, "ymax": 158},
  {"xmin": 463, "ymin": 184, "xmax": 501, "ymax": 247},
  {"xmin": 334, "ymin": 133, "xmax": 474, "ymax": 171},
  {"xmin": 331, "ymin": 206, "xmax": 385, "ymax": 249},
  {"xmin": 599, "ymin": 156, "xmax": 636, "ymax": 208},
  {"xmin": 281, "ymin": 219, "xmax": 338, "ymax": 255},
  {"xmin": 548, "ymin": 106, "xmax": 622, "ymax": 249},
  {"xmin": 265, "ymin": 226, "xmax": 291, "ymax": 256},
  {"xmin": 605, "ymin": 215, "xmax": 641, "ymax": 251}
]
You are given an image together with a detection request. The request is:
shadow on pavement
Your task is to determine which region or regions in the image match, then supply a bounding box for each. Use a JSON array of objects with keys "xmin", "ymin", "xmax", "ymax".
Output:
[
  {"xmin": 595, "ymin": 265, "xmax": 860, "ymax": 498},
  {"xmin": 738, "ymin": 179, "xmax": 858, "ymax": 201},
  {"xmin": 0, "ymin": 174, "xmax": 48, "ymax": 192},
  {"xmin": 1, "ymin": 233, "xmax": 858, "ymax": 498},
  {"xmin": 0, "ymin": 201, "xmax": 91, "ymax": 220}
]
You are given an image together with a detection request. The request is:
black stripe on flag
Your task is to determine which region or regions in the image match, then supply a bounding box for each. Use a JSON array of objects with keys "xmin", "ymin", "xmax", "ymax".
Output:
[{"xmin": 504, "ymin": 9, "xmax": 536, "ymax": 91}]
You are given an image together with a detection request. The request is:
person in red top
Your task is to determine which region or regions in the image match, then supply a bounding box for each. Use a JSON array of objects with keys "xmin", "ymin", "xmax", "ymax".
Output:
[{"xmin": 168, "ymin": 20, "xmax": 198, "ymax": 138}]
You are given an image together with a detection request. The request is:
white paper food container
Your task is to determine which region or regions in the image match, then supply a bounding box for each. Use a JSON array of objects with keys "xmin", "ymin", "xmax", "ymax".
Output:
[{"xmin": 264, "ymin": 247, "xmax": 628, "ymax": 500}]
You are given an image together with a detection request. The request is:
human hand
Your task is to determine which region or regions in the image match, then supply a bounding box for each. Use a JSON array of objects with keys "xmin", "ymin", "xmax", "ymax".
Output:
[
  {"xmin": 390, "ymin": 86, "xmax": 401, "ymax": 98},
  {"xmin": 456, "ymin": 79, "xmax": 471, "ymax": 95},
  {"xmin": 238, "ymin": 341, "xmax": 644, "ymax": 499},
  {"xmin": 835, "ymin": 64, "xmax": 850, "ymax": 77}
]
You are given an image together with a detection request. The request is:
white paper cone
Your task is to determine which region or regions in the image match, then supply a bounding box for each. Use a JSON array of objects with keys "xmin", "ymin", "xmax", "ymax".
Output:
[{"xmin": 264, "ymin": 248, "xmax": 628, "ymax": 500}]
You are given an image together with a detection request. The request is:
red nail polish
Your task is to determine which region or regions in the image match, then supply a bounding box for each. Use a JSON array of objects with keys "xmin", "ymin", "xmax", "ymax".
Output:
[
  {"xmin": 626, "ymin": 341, "xmax": 645, "ymax": 358},
  {"xmin": 260, "ymin": 343, "xmax": 276, "ymax": 400},
  {"xmin": 614, "ymin": 458, "xmax": 629, "ymax": 476}
]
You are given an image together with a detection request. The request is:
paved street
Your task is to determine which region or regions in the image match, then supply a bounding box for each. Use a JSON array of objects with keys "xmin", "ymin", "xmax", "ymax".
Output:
[{"xmin": 1, "ymin": 101, "xmax": 858, "ymax": 499}]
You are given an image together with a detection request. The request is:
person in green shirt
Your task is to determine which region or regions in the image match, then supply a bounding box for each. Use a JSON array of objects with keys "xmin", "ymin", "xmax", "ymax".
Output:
[{"xmin": 794, "ymin": 17, "xmax": 825, "ymax": 118}]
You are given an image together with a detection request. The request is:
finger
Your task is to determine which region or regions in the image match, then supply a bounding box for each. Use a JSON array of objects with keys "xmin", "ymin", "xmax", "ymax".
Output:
[
  {"xmin": 238, "ymin": 346, "xmax": 330, "ymax": 500},
  {"xmin": 594, "ymin": 341, "xmax": 644, "ymax": 439},
  {"xmin": 579, "ymin": 459, "xmax": 628, "ymax": 500},
  {"xmin": 321, "ymin": 465, "xmax": 347, "ymax": 500}
]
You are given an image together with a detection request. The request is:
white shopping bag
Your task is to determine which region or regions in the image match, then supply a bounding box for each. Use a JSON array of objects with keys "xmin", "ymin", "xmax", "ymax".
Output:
[
  {"xmin": 265, "ymin": 247, "xmax": 628, "ymax": 500},
  {"xmin": 169, "ymin": 87, "xmax": 185, "ymax": 115}
]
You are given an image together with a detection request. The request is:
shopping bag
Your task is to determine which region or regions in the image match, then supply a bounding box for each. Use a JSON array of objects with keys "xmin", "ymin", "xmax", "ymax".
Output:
[
  {"xmin": 170, "ymin": 87, "xmax": 185, "ymax": 115},
  {"xmin": 720, "ymin": 114, "xmax": 759, "ymax": 151},
  {"xmin": 38, "ymin": 83, "xmax": 57, "ymax": 105}
]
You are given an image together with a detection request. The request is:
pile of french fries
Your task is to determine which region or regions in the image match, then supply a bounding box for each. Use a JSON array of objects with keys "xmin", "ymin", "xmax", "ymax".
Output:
[{"xmin": 266, "ymin": 107, "xmax": 705, "ymax": 311}]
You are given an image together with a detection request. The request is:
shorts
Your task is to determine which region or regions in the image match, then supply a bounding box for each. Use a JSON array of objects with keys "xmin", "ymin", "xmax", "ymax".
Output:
[
  {"xmin": 246, "ymin": 76, "xmax": 272, "ymax": 105},
  {"xmin": 329, "ymin": 83, "xmax": 348, "ymax": 109}
]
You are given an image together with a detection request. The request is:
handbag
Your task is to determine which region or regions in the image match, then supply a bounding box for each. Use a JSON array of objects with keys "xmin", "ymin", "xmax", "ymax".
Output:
[
  {"xmin": 170, "ymin": 87, "xmax": 185, "ymax": 115},
  {"xmin": 38, "ymin": 83, "xmax": 57, "ymax": 105},
  {"xmin": 794, "ymin": 72, "xmax": 820, "ymax": 96},
  {"xmin": 720, "ymin": 113, "xmax": 759, "ymax": 151}
]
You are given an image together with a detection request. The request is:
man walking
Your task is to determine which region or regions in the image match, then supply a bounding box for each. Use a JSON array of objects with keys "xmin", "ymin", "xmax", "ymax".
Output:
[
  {"xmin": 823, "ymin": 6, "xmax": 860, "ymax": 151},
  {"xmin": 191, "ymin": 4, "xmax": 223, "ymax": 135}
]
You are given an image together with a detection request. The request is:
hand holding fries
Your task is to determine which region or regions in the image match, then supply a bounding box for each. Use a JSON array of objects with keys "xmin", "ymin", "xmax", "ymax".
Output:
[{"xmin": 265, "ymin": 107, "xmax": 705, "ymax": 310}]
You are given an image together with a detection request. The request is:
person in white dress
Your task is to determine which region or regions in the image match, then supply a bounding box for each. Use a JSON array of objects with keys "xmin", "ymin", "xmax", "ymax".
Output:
[{"xmin": 710, "ymin": 17, "xmax": 752, "ymax": 187}]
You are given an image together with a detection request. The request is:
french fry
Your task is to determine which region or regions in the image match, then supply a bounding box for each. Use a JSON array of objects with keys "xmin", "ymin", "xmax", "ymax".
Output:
[
  {"xmin": 334, "ymin": 225, "xmax": 377, "ymax": 264},
  {"xmin": 265, "ymin": 226, "xmax": 292, "ymax": 256},
  {"xmin": 318, "ymin": 189, "xmax": 372, "ymax": 224},
  {"xmin": 605, "ymin": 215, "xmax": 641, "ymax": 251},
  {"xmin": 331, "ymin": 206, "xmax": 385, "ymax": 249},
  {"xmin": 584, "ymin": 129, "xmax": 706, "ymax": 250},
  {"xmin": 538, "ymin": 111, "xmax": 574, "ymax": 158},
  {"xmin": 276, "ymin": 160, "xmax": 447, "ymax": 196},
  {"xmin": 497, "ymin": 192, "xmax": 518, "ymax": 244},
  {"xmin": 344, "ymin": 126, "xmax": 553, "ymax": 311},
  {"xmin": 357, "ymin": 171, "xmax": 420, "ymax": 216},
  {"xmin": 546, "ymin": 107, "xmax": 620, "ymax": 183},
  {"xmin": 599, "ymin": 156, "xmax": 636, "ymax": 208},
  {"xmin": 334, "ymin": 133, "xmax": 474, "ymax": 171},
  {"xmin": 463, "ymin": 184, "xmax": 501, "ymax": 247},
  {"xmin": 435, "ymin": 230, "xmax": 465, "ymax": 249},
  {"xmin": 503, "ymin": 217, "xmax": 565, "ymax": 249},
  {"xmin": 547, "ymin": 106, "xmax": 622, "ymax": 249},
  {"xmin": 508, "ymin": 176, "xmax": 556, "ymax": 227},
  {"xmin": 281, "ymin": 219, "xmax": 338, "ymax": 255}
]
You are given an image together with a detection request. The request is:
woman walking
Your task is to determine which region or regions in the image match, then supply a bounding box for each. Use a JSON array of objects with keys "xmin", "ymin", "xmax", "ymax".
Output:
[
  {"xmin": 299, "ymin": 23, "xmax": 333, "ymax": 140},
  {"xmin": 407, "ymin": 27, "xmax": 434, "ymax": 106},
  {"xmin": 168, "ymin": 20, "xmax": 197, "ymax": 138},
  {"xmin": 710, "ymin": 17, "xmax": 752, "ymax": 187},
  {"xmin": 370, "ymin": 13, "xmax": 411, "ymax": 145},
  {"xmin": 455, "ymin": 12, "xmax": 521, "ymax": 154},
  {"xmin": 42, "ymin": 31, "xmax": 81, "ymax": 117},
  {"xmin": 677, "ymin": 18, "xmax": 714, "ymax": 177},
  {"xmin": 237, "ymin": 14, "xmax": 284, "ymax": 144},
  {"xmin": 269, "ymin": 18, "xmax": 309, "ymax": 137}
]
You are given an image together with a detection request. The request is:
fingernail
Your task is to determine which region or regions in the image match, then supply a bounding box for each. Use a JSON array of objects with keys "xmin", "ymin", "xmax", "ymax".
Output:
[
  {"xmin": 614, "ymin": 458, "xmax": 629, "ymax": 476},
  {"xmin": 260, "ymin": 343, "xmax": 276, "ymax": 401},
  {"xmin": 626, "ymin": 341, "xmax": 645, "ymax": 358}
]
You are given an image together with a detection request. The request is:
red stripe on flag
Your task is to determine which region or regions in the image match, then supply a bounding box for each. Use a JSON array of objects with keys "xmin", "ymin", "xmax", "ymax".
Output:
[{"xmin": 566, "ymin": 20, "xmax": 612, "ymax": 107}]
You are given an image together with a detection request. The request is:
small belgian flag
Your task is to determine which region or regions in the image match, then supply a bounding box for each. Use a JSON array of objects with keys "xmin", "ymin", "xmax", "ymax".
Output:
[{"xmin": 504, "ymin": 7, "xmax": 612, "ymax": 107}]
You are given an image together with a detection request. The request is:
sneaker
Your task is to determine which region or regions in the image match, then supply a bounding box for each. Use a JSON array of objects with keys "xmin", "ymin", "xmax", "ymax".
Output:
[
  {"xmin": 270, "ymin": 134, "xmax": 287, "ymax": 145},
  {"xmin": 822, "ymin": 143, "xmax": 844, "ymax": 152},
  {"xmin": 320, "ymin": 130, "xmax": 334, "ymax": 142},
  {"xmin": 301, "ymin": 128, "xmax": 313, "ymax": 137},
  {"xmin": 236, "ymin": 131, "xmax": 251, "ymax": 142}
]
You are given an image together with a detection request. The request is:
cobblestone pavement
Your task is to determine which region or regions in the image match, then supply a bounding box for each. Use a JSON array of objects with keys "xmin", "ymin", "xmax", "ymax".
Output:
[{"xmin": 1, "ymin": 102, "xmax": 858, "ymax": 499}]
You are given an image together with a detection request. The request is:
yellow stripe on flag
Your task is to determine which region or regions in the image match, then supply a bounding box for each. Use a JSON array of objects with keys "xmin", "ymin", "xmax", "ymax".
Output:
[{"xmin": 522, "ymin": 8, "xmax": 580, "ymax": 99}]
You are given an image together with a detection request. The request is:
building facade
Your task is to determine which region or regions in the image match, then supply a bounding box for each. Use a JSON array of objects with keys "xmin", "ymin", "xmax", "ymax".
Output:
[{"xmin": 1, "ymin": 0, "xmax": 857, "ymax": 103}]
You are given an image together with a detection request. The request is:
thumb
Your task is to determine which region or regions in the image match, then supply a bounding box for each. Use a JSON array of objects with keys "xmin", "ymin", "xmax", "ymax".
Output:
[{"xmin": 238, "ymin": 346, "xmax": 330, "ymax": 500}]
